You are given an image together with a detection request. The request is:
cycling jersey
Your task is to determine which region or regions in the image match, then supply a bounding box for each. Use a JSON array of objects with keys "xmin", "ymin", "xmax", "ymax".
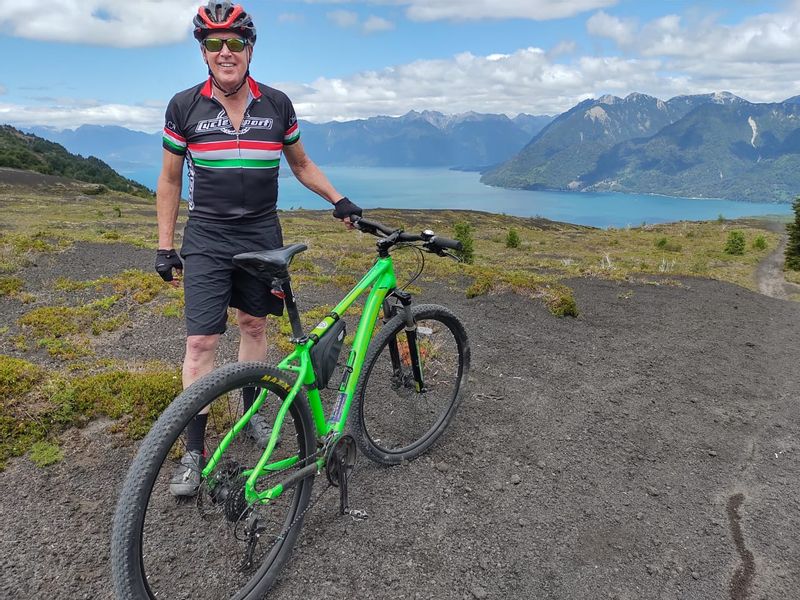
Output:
[{"xmin": 162, "ymin": 76, "xmax": 300, "ymax": 223}]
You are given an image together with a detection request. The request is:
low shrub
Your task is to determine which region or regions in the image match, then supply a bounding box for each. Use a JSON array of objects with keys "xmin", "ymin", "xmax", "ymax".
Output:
[
  {"xmin": 506, "ymin": 228, "xmax": 521, "ymax": 249},
  {"xmin": 454, "ymin": 222, "xmax": 475, "ymax": 265},
  {"xmin": 724, "ymin": 231, "xmax": 746, "ymax": 255}
]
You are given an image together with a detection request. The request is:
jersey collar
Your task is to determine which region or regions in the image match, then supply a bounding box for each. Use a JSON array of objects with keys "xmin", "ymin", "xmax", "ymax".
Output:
[{"xmin": 200, "ymin": 75, "xmax": 262, "ymax": 100}]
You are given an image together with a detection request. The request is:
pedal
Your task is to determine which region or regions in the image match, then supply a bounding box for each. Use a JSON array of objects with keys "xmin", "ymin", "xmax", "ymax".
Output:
[{"xmin": 343, "ymin": 507, "xmax": 369, "ymax": 521}]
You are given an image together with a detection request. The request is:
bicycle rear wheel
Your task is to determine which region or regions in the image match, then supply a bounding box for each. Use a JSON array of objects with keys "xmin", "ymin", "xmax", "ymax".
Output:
[
  {"xmin": 111, "ymin": 362, "xmax": 315, "ymax": 600},
  {"xmin": 352, "ymin": 304, "xmax": 470, "ymax": 464}
]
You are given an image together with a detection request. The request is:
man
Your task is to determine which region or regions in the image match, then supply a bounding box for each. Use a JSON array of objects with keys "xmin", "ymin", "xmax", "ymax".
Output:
[{"xmin": 155, "ymin": 1, "xmax": 362, "ymax": 496}]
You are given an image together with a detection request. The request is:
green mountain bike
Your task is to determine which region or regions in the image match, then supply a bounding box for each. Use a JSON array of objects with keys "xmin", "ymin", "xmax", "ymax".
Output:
[{"xmin": 111, "ymin": 216, "xmax": 471, "ymax": 600}]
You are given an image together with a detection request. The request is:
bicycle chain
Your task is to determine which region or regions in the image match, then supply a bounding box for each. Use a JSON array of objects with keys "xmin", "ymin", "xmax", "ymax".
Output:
[{"xmin": 231, "ymin": 434, "xmax": 337, "ymax": 572}]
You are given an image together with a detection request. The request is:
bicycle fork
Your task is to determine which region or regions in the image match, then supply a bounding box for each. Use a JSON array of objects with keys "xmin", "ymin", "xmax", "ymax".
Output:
[{"xmin": 385, "ymin": 290, "xmax": 426, "ymax": 393}]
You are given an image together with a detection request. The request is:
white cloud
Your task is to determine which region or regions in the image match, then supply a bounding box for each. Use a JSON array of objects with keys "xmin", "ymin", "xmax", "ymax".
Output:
[
  {"xmin": 582, "ymin": 4, "xmax": 800, "ymax": 104},
  {"xmin": 303, "ymin": 0, "xmax": 619, "ymax": 21},
  {"xmin": 586, "ymin": 11, "xmax": 636, "ymax": 46},
  {"xmin": 362, "ymin": 15, "xmax": 394, "ymax": 33},
  {"xmin": 0, "ymin": 100, "xmax": 162, "ymax": 132},
  {"xmin": 327, "ymin": 10, "xmax": 359, "ymax": 28},
  {"xmin": 4, "ymin": 2, "xmax": 799, "ymax": 130},
  {"xmin": 405, "ymin": 0, "xmax": 617, "ymax": 21},
  {"xmin": 0, "ymin": 0, "xmax": 197, "ymax": 47},
  {"xmin": 281, "ymin": 48, "xmax": 673, "ymax": 122},
  {"xmin": 0, "ymin": 85, "xmax": 6, "ymax": 96},
  {"xmin": 588, "ymin": 6, "xmax": 800, "ymax": 64},
  {"xmin": 278, "ymin": 13, "xmax": 305, "ymax": 24},
  {"xmin": 327, "ymin": 10, "xmax": 394, "ymax": 33}
]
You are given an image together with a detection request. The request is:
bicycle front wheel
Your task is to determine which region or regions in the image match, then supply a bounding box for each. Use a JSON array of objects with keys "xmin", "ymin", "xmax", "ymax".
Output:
[
  {"xmin": 111, "ymin": 362, "xmax": 316, "ymax": 600},
  {"xmin": 353, "ymin": 304, "xmax": 470, "ymax": 464}
]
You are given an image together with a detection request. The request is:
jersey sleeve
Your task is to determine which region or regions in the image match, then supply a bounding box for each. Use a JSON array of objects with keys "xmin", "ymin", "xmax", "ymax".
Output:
[
  {"xmin": 162, "ymin": 97, "xmax": 187, "ymax": 156},
  {"xmin": 283, "ymin": 98, "xmax": 300, "ymax": 146}
]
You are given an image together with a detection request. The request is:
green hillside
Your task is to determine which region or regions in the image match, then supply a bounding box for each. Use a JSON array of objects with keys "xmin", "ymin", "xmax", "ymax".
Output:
[
  {"xmin": 482, "ymin": 93, "xmax": 800, "ymax": 202},
  {"xmin": 582, "ymin": 102, "xmax": 800, "ymax": 202},
  {"xmin": 0, "ymin": 125, "xmax": 152, "ymax": 198}
]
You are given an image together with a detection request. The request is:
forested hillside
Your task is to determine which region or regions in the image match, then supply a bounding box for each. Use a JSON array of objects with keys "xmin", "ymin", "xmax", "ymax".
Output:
[{"xmin": 0, "ymin": 125, "xmax": 152, "ymax": 197}]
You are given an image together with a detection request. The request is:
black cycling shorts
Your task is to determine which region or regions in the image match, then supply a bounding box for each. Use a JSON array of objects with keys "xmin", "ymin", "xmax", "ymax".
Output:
[{"xmin": 180, "ymin": 218, "xmax": 284, "ymax": 336}]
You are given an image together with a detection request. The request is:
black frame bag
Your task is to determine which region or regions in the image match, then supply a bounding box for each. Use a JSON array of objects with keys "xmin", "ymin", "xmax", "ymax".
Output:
[{"xmin": 311, "ymin": 319, "xmax": 346, "ymax": 389}]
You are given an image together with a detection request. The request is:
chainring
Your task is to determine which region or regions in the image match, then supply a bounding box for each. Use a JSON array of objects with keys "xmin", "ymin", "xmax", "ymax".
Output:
[{"xmin": 326, "ymin": 434, "xmax": 357, "ymax": 487}]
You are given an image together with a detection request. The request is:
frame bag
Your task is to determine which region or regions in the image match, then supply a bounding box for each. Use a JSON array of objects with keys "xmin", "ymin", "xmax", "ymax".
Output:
[{"xmin": 311, "ymin": 319, "xmax": 346, "ymax": 389}]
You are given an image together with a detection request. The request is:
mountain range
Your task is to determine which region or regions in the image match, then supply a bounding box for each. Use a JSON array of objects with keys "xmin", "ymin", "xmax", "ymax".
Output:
[
  {"xmin": 27, "ymin": 110, "xmax": 552, "ymax": 187},
  {"xmin": 18, "ymin": 92, "xmax": 800, "ymax": 203},
  {"xmin": 482, "ymin": 92, "xmax": 800, "ymax": 202}
]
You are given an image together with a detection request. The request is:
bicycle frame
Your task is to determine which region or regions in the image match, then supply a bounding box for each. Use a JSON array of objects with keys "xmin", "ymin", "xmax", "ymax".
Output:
[{"xmin": 202, "ymin": 253, "xmax": 398, "ymax": 504}]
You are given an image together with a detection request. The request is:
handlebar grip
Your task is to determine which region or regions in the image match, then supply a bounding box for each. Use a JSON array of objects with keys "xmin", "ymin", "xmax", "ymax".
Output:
[
  {"xmin": 431, "ymin": 236, "xmax": 462, "ymax": 251},
  {"xmin": 353, "ymin": 216, "xmax": 395, "ymax": 236}
]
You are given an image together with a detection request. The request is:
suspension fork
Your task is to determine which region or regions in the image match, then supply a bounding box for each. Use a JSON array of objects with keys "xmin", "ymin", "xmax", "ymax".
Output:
[{"xmin": 385, "ymin": 290, "xmax": 426, "ymax": 392}]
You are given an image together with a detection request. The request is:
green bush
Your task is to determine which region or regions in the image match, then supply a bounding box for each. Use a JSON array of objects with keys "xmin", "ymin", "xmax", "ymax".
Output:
[
  {"xmin": 505, "ymin": 228, "xmax": 521, "ymax": 249},
  {"xmin": 655, "ymin": 237, "xmax": 682, "ymax": 252},
  {"xmin": 752, "ymin": 235, "xmax": 767, "ymax": 250},
  {"xmin": 724, "ymin": 231, "xmax": 746, "ymax": 255},
  {"xmin": 453, "ymin": 222, "xmax": 475, "ymax": 265}
]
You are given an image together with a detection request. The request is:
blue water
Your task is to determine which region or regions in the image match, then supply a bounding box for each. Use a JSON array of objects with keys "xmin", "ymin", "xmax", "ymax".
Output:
[{"xmin": 124, "ymin": 165, "xmax": 792, "ymax": 229}]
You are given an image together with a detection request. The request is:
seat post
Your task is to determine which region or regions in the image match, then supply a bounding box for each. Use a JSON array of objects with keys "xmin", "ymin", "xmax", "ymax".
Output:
[{"xmin": 280, "ymin": 279, "xmax": 305, "ymax": 341}]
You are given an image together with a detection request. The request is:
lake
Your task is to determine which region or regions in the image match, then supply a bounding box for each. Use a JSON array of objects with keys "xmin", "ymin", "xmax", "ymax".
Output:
[{"xmin": 126, "ymin": 165, "xmax": 792, "ymax": 229}]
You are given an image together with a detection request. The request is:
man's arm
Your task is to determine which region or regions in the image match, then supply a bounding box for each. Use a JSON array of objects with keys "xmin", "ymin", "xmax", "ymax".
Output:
[
  {"xmin": 156, "ymin": 149, "xmax": 185, "ymax": 250},
  {"xmin": 283, "ymin": 141, "xmax": 342, "ymax": 203}
]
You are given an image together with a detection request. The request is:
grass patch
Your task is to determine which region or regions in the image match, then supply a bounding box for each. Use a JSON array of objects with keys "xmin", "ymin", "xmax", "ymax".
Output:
[
  {"xmin": 28, "ymin": 440, "xmax": 64, "ymax": 467},
  {"xmin": 0, "ymin": 359, "xmax": 182, "ymax": 470},
  {"xmin": 18, "ymin": 301, "xmax": 120, "ymax": 339},
  {"xmin": 0, "ymin": 276, "xmax": 24, "ymax": 297}
]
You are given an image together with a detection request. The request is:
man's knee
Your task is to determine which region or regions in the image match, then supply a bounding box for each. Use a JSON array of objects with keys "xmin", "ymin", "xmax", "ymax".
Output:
[
  {"xmin": 185, "ymin": 334, "xmax": 220, "ymax": 360},
  {"xmin": 237, "ymin": 311, "xmax": 267, "ymax": 339}
]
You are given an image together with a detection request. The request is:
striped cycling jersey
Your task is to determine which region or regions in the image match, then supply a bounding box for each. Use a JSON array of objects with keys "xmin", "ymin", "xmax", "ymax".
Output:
[{"xmin": 162, "ymin": 76, "xmax": 300, "ymax": 223}]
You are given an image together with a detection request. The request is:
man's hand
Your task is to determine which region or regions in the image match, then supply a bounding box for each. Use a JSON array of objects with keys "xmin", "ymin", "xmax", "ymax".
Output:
[
  {"xmin": 332, "ymin": 197, "xmax": 362, "ymax": 228},
  {"xmin": 155, "ymin": 249, "xmax": 183, "ymax": 285}
]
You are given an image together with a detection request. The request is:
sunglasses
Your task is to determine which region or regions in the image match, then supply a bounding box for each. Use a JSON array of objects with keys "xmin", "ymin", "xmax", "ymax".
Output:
[{"xmin": 202, "ymin": 37, "xmax": 249, "ymax": 52}]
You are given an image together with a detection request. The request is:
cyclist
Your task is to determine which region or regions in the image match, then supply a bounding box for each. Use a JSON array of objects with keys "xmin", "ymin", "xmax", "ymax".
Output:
[{"xmin": 155, "ymin": 1, "xmax": 362, "ymax": 496}]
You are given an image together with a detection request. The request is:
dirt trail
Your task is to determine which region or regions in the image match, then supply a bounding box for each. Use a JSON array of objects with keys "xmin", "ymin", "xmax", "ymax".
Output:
[{"xmin": 755, "ymin": 234, "xmax": 795, "ymax": 299}]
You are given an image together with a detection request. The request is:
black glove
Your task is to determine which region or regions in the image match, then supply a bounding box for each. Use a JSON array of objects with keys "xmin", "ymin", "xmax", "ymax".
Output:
[
  {"xmin": 155, "ymin": 249, "xmax": 183, "ymax": 282},
  {"xmin": 332, "ymin": 197, "xmax": 362, "ymax": 221}
]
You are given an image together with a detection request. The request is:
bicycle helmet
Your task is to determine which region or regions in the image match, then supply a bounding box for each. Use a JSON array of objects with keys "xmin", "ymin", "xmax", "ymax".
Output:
[{"xmin": 193, "ymin": 1, "xmax": 257, "ymax": 44}]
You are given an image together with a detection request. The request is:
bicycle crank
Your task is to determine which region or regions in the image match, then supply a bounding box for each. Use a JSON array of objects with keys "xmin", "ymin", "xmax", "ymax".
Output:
[{"xmin": 325, "ymin": 435, "xmax": 367, "ymax": 520}]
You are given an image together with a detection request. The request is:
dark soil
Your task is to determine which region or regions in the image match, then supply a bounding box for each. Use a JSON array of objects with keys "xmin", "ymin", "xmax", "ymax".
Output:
[{"xmin": 1, "ymin": 241, "xmax": 800, "ymax": 600}]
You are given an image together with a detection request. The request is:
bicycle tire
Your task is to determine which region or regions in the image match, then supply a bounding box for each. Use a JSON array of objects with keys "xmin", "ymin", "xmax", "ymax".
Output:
[
  {"xmin": 352, "ymin": 304, "xmax": 470, "ymax": 464},
  {"xmin": 111, "ymin": 362, "xmax": 316, "ymax": 600}
]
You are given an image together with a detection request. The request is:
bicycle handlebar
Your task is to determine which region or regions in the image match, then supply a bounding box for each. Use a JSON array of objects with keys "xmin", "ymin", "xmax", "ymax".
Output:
[{"xmin": 351, "ymin": 215, "xmax": 463, "ymax": 255}]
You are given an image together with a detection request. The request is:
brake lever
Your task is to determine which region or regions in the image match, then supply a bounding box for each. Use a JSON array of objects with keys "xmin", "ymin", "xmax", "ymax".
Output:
[{"xmin": 423, "ymin": 244, "xmax": 461, "ymax": 262}]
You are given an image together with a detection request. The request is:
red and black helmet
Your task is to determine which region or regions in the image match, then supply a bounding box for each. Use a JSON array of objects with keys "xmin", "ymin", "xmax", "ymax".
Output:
[{"xmin": 193, "ymin": 1, "xmax": 257, "ymax": 43}]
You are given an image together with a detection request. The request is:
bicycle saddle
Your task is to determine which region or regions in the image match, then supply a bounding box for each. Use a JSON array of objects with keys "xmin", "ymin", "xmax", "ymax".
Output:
[{"xmin": 232, "ymin": 243, "xmax": 308, "ymax": 280}]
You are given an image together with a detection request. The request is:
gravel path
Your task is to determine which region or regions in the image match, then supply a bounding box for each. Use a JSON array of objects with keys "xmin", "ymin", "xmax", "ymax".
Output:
[
  {"xmin": 755, "ymin": 233, "xmax": 800, "ymax": 300},
  {"xmin": 1, "ymin": 242, "xmax": 799, "ymax": 600}
]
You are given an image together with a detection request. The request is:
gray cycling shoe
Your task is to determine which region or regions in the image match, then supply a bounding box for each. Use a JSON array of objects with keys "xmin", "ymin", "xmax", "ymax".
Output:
[
  {"xmin": 243, "ymin": 412, "xmax": 271, "ymax": 449},
  {"xmin": 169, "ymin": 450, "xmax": 204, "ymax": 497}
]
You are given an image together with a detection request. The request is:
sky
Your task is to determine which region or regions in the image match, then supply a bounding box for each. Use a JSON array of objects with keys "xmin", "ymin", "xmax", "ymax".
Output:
[{"xmin": 0, "ymin": 0, "xmax": 799, "ymax": 132}]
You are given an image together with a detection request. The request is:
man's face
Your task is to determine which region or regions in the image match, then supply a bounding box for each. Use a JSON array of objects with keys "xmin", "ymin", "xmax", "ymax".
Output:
[{"xmin": 201, "ymin": 31, "xmax": 252, "ymax": 90}]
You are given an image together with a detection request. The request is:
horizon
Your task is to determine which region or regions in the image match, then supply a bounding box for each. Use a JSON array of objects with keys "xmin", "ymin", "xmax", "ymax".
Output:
[
  {"xmin": 9, "ymin": 90, "xmax": 799, "ymax": 135},
  {"xmin": 1, "ymin": 1, "xmax": 799, "ymax": 133}
]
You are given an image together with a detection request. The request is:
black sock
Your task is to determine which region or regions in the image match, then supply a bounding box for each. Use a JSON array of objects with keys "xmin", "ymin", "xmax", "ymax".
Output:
[
  {"xmin": 242, "ymin": 386, "xmax": 256, "ymax": 413},
  {"xmin": 186, "ymin": 413, "xmax": 208, "ymax": 453}
]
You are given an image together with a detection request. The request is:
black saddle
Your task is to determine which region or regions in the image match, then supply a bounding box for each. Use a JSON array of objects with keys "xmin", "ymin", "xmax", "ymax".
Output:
[{"xmin": 232, "ymin": 243, "xmax": 308, "ymax": 281}]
